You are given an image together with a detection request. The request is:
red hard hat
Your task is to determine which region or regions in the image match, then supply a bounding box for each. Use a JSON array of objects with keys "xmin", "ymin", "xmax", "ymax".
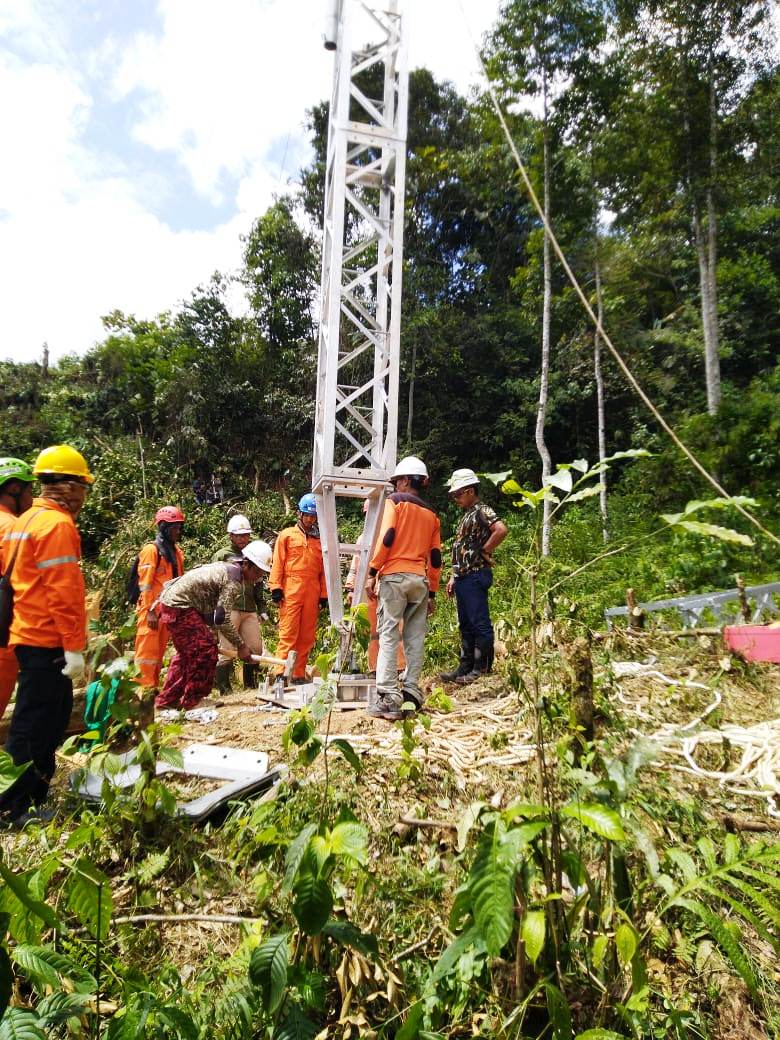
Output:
[{"xmin": 155, "ymin": 506, "xmax": 185, "ymax": 524}]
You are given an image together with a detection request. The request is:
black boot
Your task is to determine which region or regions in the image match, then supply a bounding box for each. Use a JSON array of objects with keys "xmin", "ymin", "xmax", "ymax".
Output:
[
  {"xmin": 242, "ymin": 663, "xmax": 258, "ymax": 690},
  {"xmin": 214, "ymin": 662, "xmax": 233, "ymax": 695},
  {"xmin": 440, "ymin": 637, "xmax": 474, "ymax": 682},
  {"xmin": 456, "ymin": 637, "xmax": 494, "ymax": 684}
]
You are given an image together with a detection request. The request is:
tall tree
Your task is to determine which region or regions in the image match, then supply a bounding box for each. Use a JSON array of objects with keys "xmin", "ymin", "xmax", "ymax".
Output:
[{"xmin": 486, "ymin": 0, "xmax": 605, "ymax": 552}]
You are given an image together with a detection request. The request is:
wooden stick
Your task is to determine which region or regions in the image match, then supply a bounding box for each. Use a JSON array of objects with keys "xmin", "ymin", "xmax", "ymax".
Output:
[
  {"xmin": 719, "ymin": 813, "xmax": 780, "ymax": 834},
  {"xmin": 399, "ymin": 814, "xmax": 457, "ymax": 832},
  {"xmin": 112, "ymin": 912, "xmax": 260, "ymax": 926}
]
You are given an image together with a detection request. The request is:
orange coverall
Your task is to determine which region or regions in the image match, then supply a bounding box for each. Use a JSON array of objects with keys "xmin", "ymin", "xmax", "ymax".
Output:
[
  {"xmin": 269, "ymin": 524, "xmax": 327, "ymax": 679},
  {"xmin": 0, "ymin": 504, "xmax": 20, "ymax": 715},
  {"xmin": 134, "ymin": 542, "xmax": 185, "ymax": 690},
  {"xmin": 6, "ymin": 499, "xmax": 86, "ymax": 651}
]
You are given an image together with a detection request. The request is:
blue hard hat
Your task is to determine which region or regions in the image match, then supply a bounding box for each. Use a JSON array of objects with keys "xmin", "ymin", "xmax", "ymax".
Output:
[{"xmin": 298, "ymin": 493, "xmax": 317, "ymax": 515}]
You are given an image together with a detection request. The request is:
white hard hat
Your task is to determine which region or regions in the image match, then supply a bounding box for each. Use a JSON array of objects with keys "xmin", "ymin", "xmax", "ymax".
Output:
[
  {"xmin": 227, "ymin": 514, "xmax": 252, "ymax": 535},
  {"xmin": 448, "ymin": 468, "xmax": 480, "ymax": 494},
  {"xmin": 242, "ymin": 539, "xmax": 273, "ymax": 572},
  {"xmin": 391, "ymin": 455, "xmax": 428, "ymax": 480}
]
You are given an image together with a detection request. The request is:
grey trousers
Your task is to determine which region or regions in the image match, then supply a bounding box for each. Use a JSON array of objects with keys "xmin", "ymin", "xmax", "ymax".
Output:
[{"xmin": 376, "ymin": 572, "xmax": 429, "ymax": 708}]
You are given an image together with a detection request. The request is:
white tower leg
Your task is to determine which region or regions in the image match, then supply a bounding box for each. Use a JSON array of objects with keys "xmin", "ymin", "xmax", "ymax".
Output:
[{"xmin": 313, "ymin": 0, "xmax": 409, "ymax": 636}]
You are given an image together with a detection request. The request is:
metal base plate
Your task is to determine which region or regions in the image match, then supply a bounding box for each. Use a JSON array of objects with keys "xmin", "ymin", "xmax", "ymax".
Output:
[{"xmin": 71, "ymin": 744, "xmax": 284, "ymax": 822}]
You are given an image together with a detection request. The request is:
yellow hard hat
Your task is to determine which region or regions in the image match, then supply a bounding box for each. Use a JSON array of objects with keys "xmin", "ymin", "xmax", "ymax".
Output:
[{"xmin": 33, "ymin": 444, "xmax": 95, "ymax": 484}]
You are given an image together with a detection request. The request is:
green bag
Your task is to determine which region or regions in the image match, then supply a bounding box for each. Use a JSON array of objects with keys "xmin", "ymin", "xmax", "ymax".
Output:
[{"xmin": 81, "ymin": 678, "xmax": 123, "ymax": 747}]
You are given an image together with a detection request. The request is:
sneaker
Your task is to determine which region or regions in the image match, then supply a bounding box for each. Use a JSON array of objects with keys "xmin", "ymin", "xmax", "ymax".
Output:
[{"xmin": 367, "ymin": 701, "xmax": 403, "ymax": 721}]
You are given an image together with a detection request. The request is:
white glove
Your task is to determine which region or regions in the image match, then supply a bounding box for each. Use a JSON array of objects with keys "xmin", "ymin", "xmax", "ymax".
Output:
[{"xmin": 61, "ymin": 651, "xmax": 85, "ymax": 679}]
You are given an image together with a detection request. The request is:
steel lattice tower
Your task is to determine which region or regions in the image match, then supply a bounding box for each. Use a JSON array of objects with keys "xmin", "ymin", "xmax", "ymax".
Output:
[{"xmin": 313, "ymin": 0, "xmax": 409, "ymax": 626}]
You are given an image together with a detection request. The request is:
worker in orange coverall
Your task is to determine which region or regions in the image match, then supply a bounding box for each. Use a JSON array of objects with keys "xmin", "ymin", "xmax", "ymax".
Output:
[
  {"xmin": 134, "ymin": 506, "xmax": 185, "ymax": 696},
  {"xmin": 269, "ymin": 493, "xmax": 327, "ymax": 693},
  {"xmin": 0, "ymin": 458, "xmax": 35, "ymax": 717},
  {"xmin": 0, "ymin": 444, "xmax": 92, "ymax": 827}
]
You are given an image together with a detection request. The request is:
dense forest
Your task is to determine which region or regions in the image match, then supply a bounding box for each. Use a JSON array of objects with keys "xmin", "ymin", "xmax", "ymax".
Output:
[{"xmin": 1, "ymin": 1, "xmax": 779, "ymax": 1037}]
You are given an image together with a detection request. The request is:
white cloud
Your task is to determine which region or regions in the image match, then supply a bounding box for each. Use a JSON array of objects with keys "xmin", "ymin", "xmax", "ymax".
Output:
[{"xmin": 1, "ymin": 0, "xmax": 502, "ymax": 364}]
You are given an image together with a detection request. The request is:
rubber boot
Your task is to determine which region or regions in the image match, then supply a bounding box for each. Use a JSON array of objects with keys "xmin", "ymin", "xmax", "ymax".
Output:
[
  {"xmin": 456, "ymin": 637, "xmax": 494, "ymax": 685},
  {"xmin": 440, "ymin": 637, "xmax": 474, "ymax": 682},
  {"xmin": 242, "ymin": 663, "xmax": 258, "ymax": 690},
  {"xmin": 214, "ymin": 662, "xmax": 234, "ymax": 695}
]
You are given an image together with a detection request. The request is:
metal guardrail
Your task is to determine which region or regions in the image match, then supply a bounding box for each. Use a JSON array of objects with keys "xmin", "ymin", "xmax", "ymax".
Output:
[{"xmin": 604, "ymin": 581, "xmax": 780, "ymax": 629}]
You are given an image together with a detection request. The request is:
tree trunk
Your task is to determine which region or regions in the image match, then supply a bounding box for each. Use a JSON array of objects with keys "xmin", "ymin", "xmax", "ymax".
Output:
[
  {"xmin": 406, "ymin": 339, "xmax": 416, "ymax": 444},
  {"xmin": 704, "ymin": 59, "xmax": 720, "ymax": 412},
  {"xmin": 593, "ymin": 236, "xmax": 609, "ymax": 544},
  {"xmin": 537, "ymin": 77, "xmax": 553, "ymax": 556}
]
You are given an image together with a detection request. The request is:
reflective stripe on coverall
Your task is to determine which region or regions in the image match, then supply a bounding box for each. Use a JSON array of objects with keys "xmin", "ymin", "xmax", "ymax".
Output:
[
  {"xmin": 269, "ymin": 524, "xmax": 327, "ymax": 679},
  {"xmin": 0, "ymin": 504, "xmax": 19, "ymax": 715},
  {"xmin": 134, "ymin": 542, "xmax": 184, "ymax": 690},
  {"xmin": 4, "ymin": 498, "xmax": 86, "ymax": 651}
]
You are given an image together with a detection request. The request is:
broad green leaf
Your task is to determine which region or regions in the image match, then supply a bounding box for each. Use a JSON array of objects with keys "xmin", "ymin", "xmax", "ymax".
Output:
[
  {"xmin": 282, "ymin": 823, "xmax": 317, "ymax": 894},
  {"xmin": 0, "ymin": 861, "xmax": 60, "ymax": 932},
  {"xmin": 274, "ymin": 1004, "xmax": 319, "ymax": 1040},
  {"xmin": 322, "ymin": 920, "xmax": 379, "ymax": 958},
  {"xmin": 481, "ymin": 471, "xmax": 512, "ymax": 486},
  {"xmin": 292, "ymin": 873, "xmax": 333, "ymax": 935},
  {"xmin": 575, "ymin": 1031, "xmax": 628, "ymax": 1039},
  {"xmin": 309, "ymin": 835, "xmax": 331, "ymax": 871},
  {"xmin": 602, "ymin": 449, "xmax": 652, "ymax": 464},
  {"xmin": 545, "ymin": 982, "xmax": 573, "ymax": 1040},
  {"xmin": 503, "ymin": 801, "xmax": 548, "ymax": 822},
  {"xmin": 571, "ymin": 458, "xmax": 589, "ymax": 473},
  {"xmin": 330, "ymin": 738, "xmax": 362, "ymax": 773},
  {"xmin": 0, "ymin": 753, "xmax": 30, "ymax": 796},
  {"xmin": 395, "ymin": 999, "xmax": 424, "ymax": 1040},
  {"xmin": 11, "ymin": 945, "xmax": 61, "ymax": 992},
  {"xmin": 673, "ymin": 520, "xmax": 753, "ymax": 547},
  {"xmin": 157, "ymin": 747, "xmax": 183, "ymax": 769},
  {"xmin": 0, "ymin": 1009, "xmax": 46, "ymax": 1040},
  {"xmin": 248, "ymin": 933, "xmax": 289, "ymax": 1014},
  {"xmin": 503, "ymin": 821, "xmax": 549, "ymax": 858},
  {"xmin": 521, "ymin": 910, "xmax": 545, "ymax": 964},
  {"xmin": 468, "ymin": 819, "xmax": 516, "ymax": 956},
  {"xmin": 591, "ymin": 934, "xmax": 608, "ymax": 969},
  {"xmin": 560, "ymin": 803, "xmax": 625, "ymax": 841},
  {"xmin": 329, "ymin": 821, "xmax": 368, "ymax": 864},
  {"xmin": 682, "ymin": 495, "xmax": 758, "ymax": 516},
  {"xmin": 566, "ymin": 484, "xmax": 602, "ymax": 503},
  {"xmin": 500, "ymin": 479, "xmax": 524, "ymax": 494},
  {"xmin": 34, "ymin": 992, "xmax": 94, "ymax": 1028},
  {"xmin": 66, "ymin": 858, "xmax": 112, "ymax": 940},
  {"xmin": 615, "ymin": 923, "xmax": 637, "ymax": 967},
  {"xmin": 544, "ymin": 469, "xmax": 573, "ymax": 494},
  {"xmin": 153, "ymin": 1006, "xmax": 198, "ymax": 1040},
  {"xmin": 431, "ymin": 925, "xmax": 483, "ymax": 983}
]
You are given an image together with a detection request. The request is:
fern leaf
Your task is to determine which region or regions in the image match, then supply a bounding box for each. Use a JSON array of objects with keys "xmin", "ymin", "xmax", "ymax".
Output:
[
  {"xmin": 674, "ymin": 896, "xmax": 759, "ymax": 997},
  {"xmin": 723, "ymin": 875, "xmax": 780, "ymax": 937},
  {"xmin": 701, "ymin": 882, "xmax": 780, "ymax": 955}
]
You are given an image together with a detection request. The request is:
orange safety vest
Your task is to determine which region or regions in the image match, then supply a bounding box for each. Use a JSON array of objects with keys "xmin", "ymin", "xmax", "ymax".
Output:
[
  {"xmin": 369, "ymin": 492, "xmax": 442, "ymax": 592},
  {"xmin": 3, "ymin": 498, "xmax": 86, "ymax": 652},
  {"xmin": 136, "ymin": 542, "xmax": 184, "ymax": 615}
]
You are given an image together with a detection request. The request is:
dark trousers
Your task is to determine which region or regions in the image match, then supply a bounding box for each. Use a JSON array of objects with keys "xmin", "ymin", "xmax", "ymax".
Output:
[
  {"xmin": 454, "ymin": 569, "xmax": 495, "ymax": 674},
  {"xmin": 0, "ymin": 646, "xmax": 74, "ymax": 819},
  {"xmin": 454, "ymin": 569, "xmax": 494, "ymax": 644}
]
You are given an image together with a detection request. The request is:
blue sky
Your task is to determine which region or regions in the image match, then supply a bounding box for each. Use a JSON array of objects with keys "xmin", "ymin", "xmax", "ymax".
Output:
[{"xmin": 0, "ymin": 0, "xmax": 500, "ymax": 362}]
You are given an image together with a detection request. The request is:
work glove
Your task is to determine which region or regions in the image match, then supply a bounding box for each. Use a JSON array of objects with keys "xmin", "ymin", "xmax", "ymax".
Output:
[
  {"xmin": 271, "ymin": 589, "xmax": 284, "ymax": 604},
  {"xmin": 319, "ymin": 598, "xmax": 329, "ymax": 610},
  {"xmin": 62, "ymin": 651, "xmax": 85, "ymax": 679}
]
